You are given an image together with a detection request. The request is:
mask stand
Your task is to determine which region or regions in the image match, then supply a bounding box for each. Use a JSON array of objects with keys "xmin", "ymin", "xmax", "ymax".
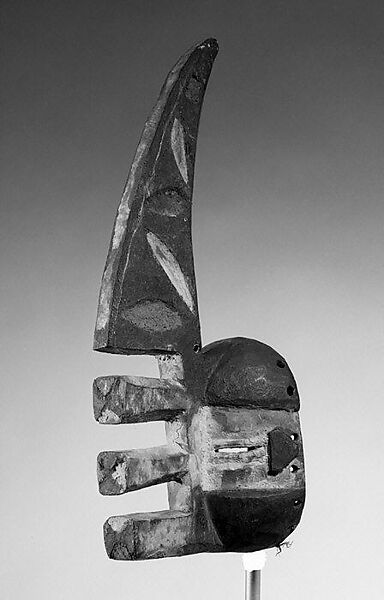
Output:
[{"xmin": 243, "ymin": 550, "xmax": 267, "ymax": 600}]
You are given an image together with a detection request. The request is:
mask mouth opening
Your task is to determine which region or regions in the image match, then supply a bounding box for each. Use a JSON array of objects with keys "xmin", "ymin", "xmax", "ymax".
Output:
[{"xmin": 215, "ymin": 445, "xmax": 258, "ymax": 454}]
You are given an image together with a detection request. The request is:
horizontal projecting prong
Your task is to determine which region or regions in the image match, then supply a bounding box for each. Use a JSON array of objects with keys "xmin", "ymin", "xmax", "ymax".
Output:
[
  {"xmin": 97, "ymin": 445, "xmax": 189, "ymax": 495},
  {"xmin": 93, "ymin": 375, "xmax": 188, "ymax": 424},
  {"xmin": 104, "ymin": 510, "xmax": 194, "ymax": 560}
]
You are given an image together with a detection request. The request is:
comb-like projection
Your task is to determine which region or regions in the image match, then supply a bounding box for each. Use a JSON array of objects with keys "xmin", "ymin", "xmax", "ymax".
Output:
[
  {"xmin": 93, "ymin": 39, "xmax": 305, "ymax": 562},
  {"xmin": 97, "ymin": 446, "xmax": 189, "ymax": 495},
  {"xmin": 93, "ymin": 375, "xmax": 188, "ymax": 424},
  {"xmin": 103, "ymin": 511, "xmax": 196, "ymax": 561}
]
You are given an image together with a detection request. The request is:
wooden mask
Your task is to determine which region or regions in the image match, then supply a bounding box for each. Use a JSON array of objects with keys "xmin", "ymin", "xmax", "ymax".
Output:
[{"xmin": 93, "ymin": 39, "xmax": 305, "ymax": 561}]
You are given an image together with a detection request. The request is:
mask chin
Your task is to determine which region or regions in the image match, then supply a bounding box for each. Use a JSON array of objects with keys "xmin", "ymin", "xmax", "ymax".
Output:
[{"xmin": 203, "ymin": 487, "xmax": 305, "ymax": 552}]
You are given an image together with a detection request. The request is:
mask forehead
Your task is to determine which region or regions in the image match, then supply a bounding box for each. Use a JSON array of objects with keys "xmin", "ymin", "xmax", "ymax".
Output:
[{"xmin": 203, "ymin": 337, "xmax": 300, "ymax": 411}]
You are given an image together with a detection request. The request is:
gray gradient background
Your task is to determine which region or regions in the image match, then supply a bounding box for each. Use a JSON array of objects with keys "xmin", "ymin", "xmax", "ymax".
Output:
[{"xmin": 2, "ymin": 1, "xmax": 383, "ymax": 598}]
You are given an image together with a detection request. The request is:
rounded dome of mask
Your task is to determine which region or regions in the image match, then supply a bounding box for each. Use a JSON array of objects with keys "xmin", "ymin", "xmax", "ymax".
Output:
[{"xmin": 202, "ymin": 337, "xmax": 299, "ymax": 411}]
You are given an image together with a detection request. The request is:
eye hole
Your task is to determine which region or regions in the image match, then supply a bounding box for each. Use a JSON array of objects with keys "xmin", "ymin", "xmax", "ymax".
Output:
[
  {"xmin": 289, "ymin": 464, "xmax": 299, "ymax": 473},
  {"xmin": 276, "ymin": 360, "xmax": 285, "ymax": 368},
  {"xmin": 193, "ymin": 343, "xmax": 201, "ymax": 353},
  {"xmin": 287, "ymin": 385, "xmax": 295, "ymax": 396},
  {"xmin": 290, "ymin": 433, "xmax": 299, "ymax": 441},
  {"xmin": 294, "ymin": 499, "xmax": 302, "ymax": 506}
]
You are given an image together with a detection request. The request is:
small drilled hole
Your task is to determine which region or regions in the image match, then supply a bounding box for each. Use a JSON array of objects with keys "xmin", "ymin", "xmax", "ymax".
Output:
[
  {"xmin": 193, "ymin": 343, "xmax": 201, "ymax": 353},
  {"xmin": 287, "ymin": 385, "xmax": 294, "ymax": 396},
  {"xmin": 290, "ymin": 464, "xmax": 299, "ymax": 473},
  {"xmin": 276, "ymin": 360, "xmax": 285, "ymax": 368}
]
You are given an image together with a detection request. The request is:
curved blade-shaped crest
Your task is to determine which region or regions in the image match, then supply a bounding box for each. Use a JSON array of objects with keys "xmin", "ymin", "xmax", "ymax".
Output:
[{"xmin": 94, "ymin": 38, "xmax": 218, "ymax": 355}]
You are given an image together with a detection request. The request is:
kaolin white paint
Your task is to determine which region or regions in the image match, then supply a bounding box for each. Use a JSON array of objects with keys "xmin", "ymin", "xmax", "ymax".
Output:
[{"xmin": 147, "ymin": 231, "xmax": 194, "ymax": 312}]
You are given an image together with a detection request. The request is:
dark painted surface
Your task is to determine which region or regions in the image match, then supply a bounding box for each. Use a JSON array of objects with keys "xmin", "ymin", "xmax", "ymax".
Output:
[
  {"xmin": 268, "ymin": 427, "xmax": 300, "ymax": 475},
  {"xmin": 204, "ymin": 488, "xmax": 305, "ymax": 552},
  {"xmin": 203, "ymin": 338, "xmax": 300, "ymax": 411}
]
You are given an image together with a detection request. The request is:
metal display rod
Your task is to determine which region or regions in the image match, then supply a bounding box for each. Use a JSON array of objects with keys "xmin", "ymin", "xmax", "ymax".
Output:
[{"xmin": 243, "ymin": 551, "xmax": 267, "ymax": 600}]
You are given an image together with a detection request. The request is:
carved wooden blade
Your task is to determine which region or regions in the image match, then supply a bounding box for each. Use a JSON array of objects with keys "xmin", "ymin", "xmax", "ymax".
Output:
[
  {"xmin": 93, "ymin": 375, "xmax": 189, "ymax": 423},
  {"xmin": 94, "ymin": 38, "xmax": 218, "ymax": 356},
  {"xmin": 97, "ymin": 446, "xmax": 189, "ymax": 495}
]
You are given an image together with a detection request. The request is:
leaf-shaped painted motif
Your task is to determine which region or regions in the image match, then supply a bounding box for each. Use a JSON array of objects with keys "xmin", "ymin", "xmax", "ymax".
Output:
[
  {"xmin": 171, "ymin": 118, "xmax": 188, "ymax": 184},
  {"xmin": 122, "ymin": 300, "xmax": 182, "ymax": 332},
  {"xmin": 147, "ymin": 232, "xmax": 194, "ymax": 313}
]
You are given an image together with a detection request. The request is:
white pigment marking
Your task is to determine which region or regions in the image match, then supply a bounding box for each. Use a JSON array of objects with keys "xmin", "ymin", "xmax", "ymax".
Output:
[
  {"xmin": 111, "ymin": 200, "xmax": 130, "ymax": 250},
  {"xmin": 108, "ymin": 516, "xmax": 130, "ymax": 533},
  {"xmin": 99, "ymin": 409, "xmax": 120, "ymax": 424},
  {"xmin": 171, "ymin": 118, "xmax": 188, "ymax": 184},
  {"xmin": 217, "ymin": 447, "xmax": 249, "ymax": 454},
  {"xmin": 158, "ymin": 353, "xmax": 185, "ymax": 381},
  {"xmin": 96, "ymin": 264, "xmax": 113, "ymax": 330},
  {"xmin": 112, "ymin": 462, "xmax": 127, "ymax": 491},
  {"xmin": 147, "ymin": 232, "xmax": 194, "ymax": 312},
  {"xmin": 96, "ymin": 377, "xmax": 113, "ymax": 395}
]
